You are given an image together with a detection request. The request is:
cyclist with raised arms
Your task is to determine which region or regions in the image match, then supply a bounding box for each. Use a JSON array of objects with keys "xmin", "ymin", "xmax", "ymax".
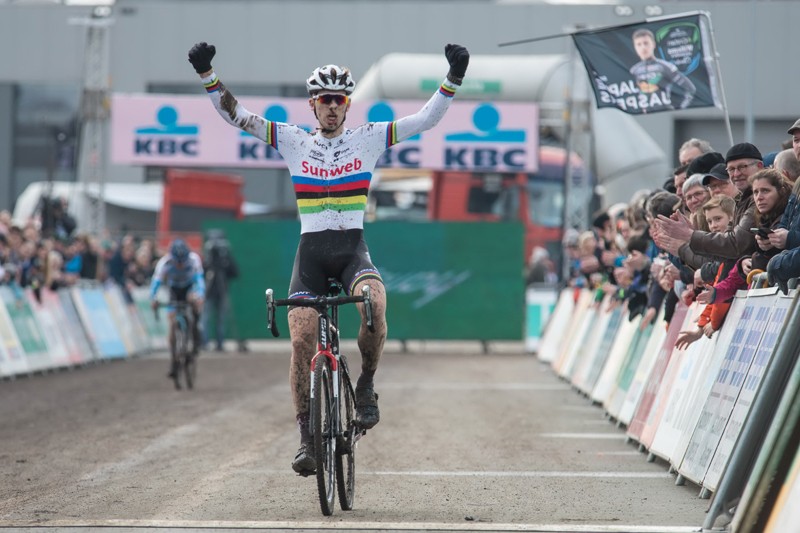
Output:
[
  {"xmin": 150, "ymin": 238, "xmax": 206, "ymax": 379},
  {"xmin": 187, "ymin": 41, "xmax": 469, "ymax": 475}
]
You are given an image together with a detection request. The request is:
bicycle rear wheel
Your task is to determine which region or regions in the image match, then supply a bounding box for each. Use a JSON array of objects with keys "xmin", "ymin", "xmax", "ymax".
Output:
[
  {"xmin": 312, "ymin": 355, "xmax": 336, "ymax": 515},
  {"xmin": 337, "ymin": 370, "xmax": 356, "ymax": 510}
]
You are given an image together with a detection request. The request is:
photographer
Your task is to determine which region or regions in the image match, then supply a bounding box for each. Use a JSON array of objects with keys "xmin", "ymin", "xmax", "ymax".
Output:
[
  {"xmin": 39, "ymin": 196, "xmax": 76, "ymax": 242},
  {"xmin": 203, "ymin": 230, "xmax": 241, "ymax": 352}
]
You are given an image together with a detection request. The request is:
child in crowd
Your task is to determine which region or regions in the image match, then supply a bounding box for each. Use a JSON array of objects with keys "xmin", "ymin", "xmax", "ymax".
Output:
[{"xmin": 676, "ymin": 195, "xmax": 736, "ymax": 349}]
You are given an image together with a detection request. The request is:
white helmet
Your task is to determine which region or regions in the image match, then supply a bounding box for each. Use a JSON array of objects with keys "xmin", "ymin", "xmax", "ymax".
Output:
[{"xmin": 306, "ymin": 64, "xmax": 356, "ymax": 95}]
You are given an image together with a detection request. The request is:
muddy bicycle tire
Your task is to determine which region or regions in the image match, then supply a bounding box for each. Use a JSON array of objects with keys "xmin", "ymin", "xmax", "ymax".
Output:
[
  {"xmin": 312, "ymin": 356, "xmax": 336, "ymax": 515},
  {"xmin": 173, "ymin": 327, "xmax": 187, "ymax": 390},
  {"xmin": 337, "ymin": 373, "xmax": 356, "ymax": 510}
]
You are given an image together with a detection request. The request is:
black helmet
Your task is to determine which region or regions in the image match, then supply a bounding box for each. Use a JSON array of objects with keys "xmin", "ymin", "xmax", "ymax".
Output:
[{"xmin": 170, "ymin": 238, "xmax": 190, "ymax": 262}]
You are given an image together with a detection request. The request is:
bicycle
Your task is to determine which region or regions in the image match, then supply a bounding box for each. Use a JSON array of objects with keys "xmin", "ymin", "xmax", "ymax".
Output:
[
  {"xmin": 265, "ymin": 280, "xmax": 374, "ymax": 516},
  {"xmin": 155, "ymin": 301, "xmax": 197, "ymax": 391}
]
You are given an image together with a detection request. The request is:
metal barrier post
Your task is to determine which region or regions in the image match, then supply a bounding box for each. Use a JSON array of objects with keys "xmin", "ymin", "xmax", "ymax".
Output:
[{"xmin": 702, "ymin": 289, "xmax": 800, "ymax": 531}]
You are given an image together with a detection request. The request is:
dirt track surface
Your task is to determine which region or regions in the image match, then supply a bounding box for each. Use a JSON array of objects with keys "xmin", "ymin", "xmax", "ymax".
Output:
[{"xmin": 0, "ymin": 342, "xmax": 708, "ymax": 532}]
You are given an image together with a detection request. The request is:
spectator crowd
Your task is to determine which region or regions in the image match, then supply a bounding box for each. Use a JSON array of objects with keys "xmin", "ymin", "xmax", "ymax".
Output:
[
  {"xmin": 557, "ymin": 117, "xmax": 800, "ymax": 348},
  {"xmin": 0, "ymin": 207, "xmax": 158, "ymax": 302},
  {"xmin": 7, "ymin": 120, "xmax": 800, "ymax": 354},
  {"xmin": 0, "ymin": 204, "xmax": 244, "ymax": 352}
]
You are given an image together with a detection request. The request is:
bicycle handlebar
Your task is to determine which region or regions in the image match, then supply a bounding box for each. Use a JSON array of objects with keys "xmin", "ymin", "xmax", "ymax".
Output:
[{"xmin": 265, "ymin": 286, "xmax": 374, "ymax": 338}]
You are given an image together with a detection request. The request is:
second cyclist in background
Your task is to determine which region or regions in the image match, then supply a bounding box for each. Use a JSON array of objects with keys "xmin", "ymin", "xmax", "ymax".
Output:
[{"xmin": 150, "ymin": 238, "xmax": 206, "ymax": 379}]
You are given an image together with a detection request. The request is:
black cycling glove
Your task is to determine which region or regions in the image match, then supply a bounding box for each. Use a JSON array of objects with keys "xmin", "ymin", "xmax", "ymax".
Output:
[
  {"xmin": 445, "ymin": 43, "xmax": 469, "ymax": 84},
  {"xmin": 188, "ymin": 42, "xmax": 216, "ymax": 74}
]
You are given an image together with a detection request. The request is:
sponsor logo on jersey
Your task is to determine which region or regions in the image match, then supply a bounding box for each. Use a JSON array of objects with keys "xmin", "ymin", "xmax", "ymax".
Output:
[{"xmin": 301, "ymin": 158, "xmax": 363, "ymax": 178}]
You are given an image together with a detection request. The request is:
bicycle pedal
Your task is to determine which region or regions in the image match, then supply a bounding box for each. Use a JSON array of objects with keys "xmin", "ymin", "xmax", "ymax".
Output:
[{"xmin": 296, "ymin": 469, "xmax": 316, "ymax": 478}]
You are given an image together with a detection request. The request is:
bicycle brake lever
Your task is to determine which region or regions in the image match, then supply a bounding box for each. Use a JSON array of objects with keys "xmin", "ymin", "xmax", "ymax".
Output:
[
  {"xmin": 361, "ymin": 285, "xmax": 375, "ymax": 332},
  {"xmin": 266, "ymin": 289, "xmax": 280, "ymax": 337}
]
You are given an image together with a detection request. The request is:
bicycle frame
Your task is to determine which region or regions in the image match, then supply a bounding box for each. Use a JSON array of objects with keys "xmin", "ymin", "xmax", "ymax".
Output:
[
  {"xmin": 310, "ymin": 306, "xmax": 340, "ymax": 440},
  {"xmin": 173, "ymin": 302, "xmax": 192, "ymax": 338},
  {"xmin": 265, "ymin": 281, "xmax": 374, "ymax": 515},
  {"xmin": 267, "ymin": 284, "xmax": 372, "ymax": 437},
  {"xmin": 156, "ymin": 300, "xmax": 197, "ymax": 390}
]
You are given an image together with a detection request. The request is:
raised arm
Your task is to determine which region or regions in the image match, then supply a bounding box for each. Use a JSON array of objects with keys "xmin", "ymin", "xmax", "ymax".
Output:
[
  {"xmin": 188, "ymin": 42, "xmax": 269, "ymax": 141},
  {"xmin": 392, "ymin": 44, "xmax": 470, "ymax": 143}
]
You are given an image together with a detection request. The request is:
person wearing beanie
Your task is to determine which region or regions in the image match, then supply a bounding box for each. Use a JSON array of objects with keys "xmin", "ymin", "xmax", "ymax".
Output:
[
  {"xmin": 654, "ymin": 142, "xmax": 762, "ymax": 268},
  {"xmin": 686, "ymin": 151, "xmax": 725, "ymax": 178},
  {"xmin": 725, "ymin": 142, "xmax": 764, "ymax": 193}
]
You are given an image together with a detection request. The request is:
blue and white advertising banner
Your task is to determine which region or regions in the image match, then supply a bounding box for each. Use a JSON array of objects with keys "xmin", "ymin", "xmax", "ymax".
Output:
[
  {"xmin": 537, "ymin": 289, "xmax": 576, "ymax": 364},
  {"xmin": 618, "ymin": 310, "xmax": 667, "ymax": 426},
  {"xmin": 70, "ymin": 287, "xmax": 127, "ymax": 359},
  {"xmin": 581, "ymin": 304, "xmax": 624, "ymax": 395},
  {"xmin": 0, "ymin": 287, "xmax": 50, "ymax": 372},
  {"xmin": 704, "ymin": 289, "xmax": 790, "ymax": 491},
  {"xmin": 103, "ymin": 285, "xmax": 140, "ymax": 356},
  {"xmin": 0, "ymin": 295, "xmax": 27, "ymax": 377},
  {"xmin": 111, "ymin": 94, "xmax": 540, "ymax": 173},
  {"xmin": 59, "ymin": 290, "xmax": 97, "ymax": 362},
  {"xmin": 26, "ymin": 290, "xmax": 70, "ymax": 368},
  {"xmin": 678, "ymin": 293, "xmax": 774, "ymax": 485},
  {"xmin": 571, "ymin": 298, "xmax": 618, "ymax": 394}
]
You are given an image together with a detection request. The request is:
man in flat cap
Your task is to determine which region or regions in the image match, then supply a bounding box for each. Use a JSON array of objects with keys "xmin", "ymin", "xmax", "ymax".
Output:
[
  {"xmin": 766, "ymin": 119, "xmax": 800, "ymax": 292},
  {"xmin": 654, "ymin": 143, "xmax": 761, "ymax": 267}
]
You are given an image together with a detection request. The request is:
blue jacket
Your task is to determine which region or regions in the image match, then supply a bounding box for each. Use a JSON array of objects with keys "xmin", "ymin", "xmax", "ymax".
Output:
[
  {"xmin": 767, "ymin": 247, "xmax": 800, "ymax": 282},
  {"xmin": 778, "ymin": 193, "xmax": 800, "ymax": 249},
  {"xmin": 768, "ymin": 193, "xmax": 800, "ymax": 282}
]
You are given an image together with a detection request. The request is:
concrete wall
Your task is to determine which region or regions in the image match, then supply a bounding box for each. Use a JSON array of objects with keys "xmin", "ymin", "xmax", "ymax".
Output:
[
  {"xmin": 0, "ymin": 0, "xmax": 796, "ymax": 208},
  {"xmin": 0, "ymin": 84, "xmax": 13, "ymax": 211}
]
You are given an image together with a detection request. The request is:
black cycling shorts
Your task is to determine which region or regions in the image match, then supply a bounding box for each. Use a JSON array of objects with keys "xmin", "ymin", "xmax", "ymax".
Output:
[
  {"xmin": 170, "ymin": 285, "xmax": 191, "ymax": 302},
  {"xmin": 288, "ymin": 229, "xmax": 383, "ymax": 298}
]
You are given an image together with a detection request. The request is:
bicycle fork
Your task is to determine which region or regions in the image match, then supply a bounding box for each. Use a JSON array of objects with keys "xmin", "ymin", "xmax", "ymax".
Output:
[{"xmin": 310, "ymin": 313, "xmax": 340, "ymax": 444}]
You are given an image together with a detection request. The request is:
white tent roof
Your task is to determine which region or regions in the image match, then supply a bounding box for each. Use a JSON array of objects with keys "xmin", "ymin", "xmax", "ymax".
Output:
[{"xmin": 13, "ymin": 181, "xmax": 270, "ymax": 230}]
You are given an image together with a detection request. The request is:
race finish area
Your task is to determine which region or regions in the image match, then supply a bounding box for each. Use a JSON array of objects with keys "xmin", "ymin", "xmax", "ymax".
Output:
[
  {"xmin": 0, "ymin": 520, "xmax": 700, "ymax": 532},
  {"xmin": 0, "ymin": 342, "xmax": 707, "ymax": 532}
]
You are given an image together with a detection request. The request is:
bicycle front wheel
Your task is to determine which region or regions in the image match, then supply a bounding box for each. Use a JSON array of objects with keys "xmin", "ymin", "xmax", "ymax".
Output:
[
  {"xmin": 184, "ymin": 351, "xmax": 196, "ymax": 390},
  {"xmin": 312, "ymin": 355, "xmax": 336, "ymax": 515},
  {"xmin": 173, "ymin": 327, "xmax": 186, "ymax": 390},
  {"xmin": 336, "ymin": 371, "xmax": 356, "ymax": 510}
]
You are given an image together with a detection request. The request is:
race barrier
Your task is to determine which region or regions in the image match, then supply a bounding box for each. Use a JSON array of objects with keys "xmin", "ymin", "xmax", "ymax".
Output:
[
  {"xmin": 0, "ymin": 283, "xmax": 167, "ymax": 379},
  {"xmin": 538, "ymin": 285, "xmax": 800, "ymax": 532},
  {"xmin": 524, "ymin": 284, "xmax": 558, "ymax": 353}
]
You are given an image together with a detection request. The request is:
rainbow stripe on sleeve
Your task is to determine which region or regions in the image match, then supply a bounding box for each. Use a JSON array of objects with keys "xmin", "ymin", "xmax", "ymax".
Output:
[
  {"xmin": 386, "ymin": 121, "xmax": 398, "ymax": 148},
  {"xmin": 204, "ymin": 76, "xmax": 222, "ymax": 93},
  {"xmin": 265, "ymin": 120, "xmax": 277, "ymax": 149},
  {"xmin": 438, "ymin": 83, "xmax": 456, "ymax": 98}
]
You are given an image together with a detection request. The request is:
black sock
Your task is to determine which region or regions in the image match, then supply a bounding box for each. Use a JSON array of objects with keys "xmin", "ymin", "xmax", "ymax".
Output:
[
  {"xmin": 297, "ymin": 413, "xmax": 311, "ymax": 442},
  {"xmin": 356, "ymin": 370, "xmax": 375, "ymax": 390}
]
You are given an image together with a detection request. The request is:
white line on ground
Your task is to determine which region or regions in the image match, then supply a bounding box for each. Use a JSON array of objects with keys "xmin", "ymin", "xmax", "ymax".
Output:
[
  {"xmin": 232, "ymin": 469, "xmax": 672, "ymax": 479},
  {"xmin": 539, "ymin": 433, "xmax": 625, "ymax": 439},
  {"xmin": 0, "ymin": 518, "xmax": 702, "ymax": 532},
  {"xmin": 594, "ymin": 451, "xmax": 642, "ymax": 456},
  {"xmin": 377, "ymin": 383, "xmax": 570, "ymax": 391},
  {"xmin": 367, "ymin": 471, "xmax": 672, "ymax": 478}
]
